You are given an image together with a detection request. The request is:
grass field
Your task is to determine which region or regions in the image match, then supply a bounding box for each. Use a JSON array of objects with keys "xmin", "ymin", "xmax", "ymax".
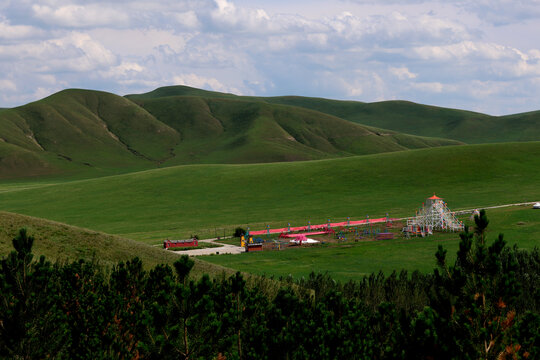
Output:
[
  {"xmin": 201, "ymin": 206, "xmax": 540, "ymax": 281},
  {"xmin": 0, "ymin": 142, "xmax": 538, "ymax": 243}
]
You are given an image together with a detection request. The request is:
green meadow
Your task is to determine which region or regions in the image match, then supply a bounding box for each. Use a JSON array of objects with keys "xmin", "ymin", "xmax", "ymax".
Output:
[{"xmin": 0, "ymin": 142, "xmax": 538, "ymax": 244}]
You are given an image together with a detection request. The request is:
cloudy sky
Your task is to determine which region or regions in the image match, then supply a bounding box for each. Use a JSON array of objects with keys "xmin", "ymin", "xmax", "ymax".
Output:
[{"xmin": 1, "ymin": 0, "xmax": 539, "ymax": 115}]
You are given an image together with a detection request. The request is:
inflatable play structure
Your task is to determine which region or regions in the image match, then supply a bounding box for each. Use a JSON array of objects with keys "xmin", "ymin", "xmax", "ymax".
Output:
[{"xmin": 403, "ymin": 194, "xmax": 464, "ymax": 237}]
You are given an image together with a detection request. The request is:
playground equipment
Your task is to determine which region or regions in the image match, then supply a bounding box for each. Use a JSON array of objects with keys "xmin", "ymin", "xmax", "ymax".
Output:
[
  {"xmin": 279, "ymin": 229, "xmax": 334, "ymax": 239},
  {"xmin": 250, "ymin": 216, "xmax": 392, "ymax": 237},
  {"xmin": 241, "ymin": 229, "xmax": 264, "ymax": 252},
  {"xmin": 288, "ymin": 234, "xmax": 320, "ymax": 245},
  {"xmin": 242, "ymin": 215, "xmax": 395, "ymax": 251},
  {"xmin": 240, "ymin": 235, "xmax": 254, "ymax": 247},
  {"xmin": 403, "ymin": 194, "xmax": 464, "ymax": 237}
]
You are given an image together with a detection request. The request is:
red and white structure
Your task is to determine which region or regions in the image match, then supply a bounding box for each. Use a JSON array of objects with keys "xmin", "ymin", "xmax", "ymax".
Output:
[{"xmin": 403, "ymin": 195, "xmax": 464, "ymax": 236}]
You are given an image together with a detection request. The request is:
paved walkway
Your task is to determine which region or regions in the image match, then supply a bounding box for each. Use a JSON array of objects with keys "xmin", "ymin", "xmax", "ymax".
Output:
[{"xmin": 168, "ymin": 238, "xmax": 245, "ymax": 256}]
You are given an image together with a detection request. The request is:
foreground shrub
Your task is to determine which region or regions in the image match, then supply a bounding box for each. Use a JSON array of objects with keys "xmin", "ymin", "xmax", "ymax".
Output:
[{"xmin": 0, "ymin": 211, "xmax": 538, "ymax": 359}]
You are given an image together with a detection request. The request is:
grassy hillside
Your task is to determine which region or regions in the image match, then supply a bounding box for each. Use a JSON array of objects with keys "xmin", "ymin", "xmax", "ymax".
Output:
[
  {"xmin": 130, "ymin": 85, "xmax": 540, "ymax": 144},
  {"xmin": 263, "ymin": 97, "xmax": 540, "ymax": 144},
  {"xmin": 0, "ymin": 88, "xmax": 464, "ymax": 179},
  {"xmin": 129, "ymin": 95, "xmax": 461, "ymax": 165},
  {"xmin": 0, "ymin": 142, "xmax": 538, "ymax": 243},
  {"xmin": 0, "ymin": 211, "xmax": 230, "ymax": 276},
  {"xmin": 0, "ymin": 89, "xmax": 180, "ymax": 179},
  {"xmin": 1, "ymin": 84, "xmax": 537, "ymax": 180}
]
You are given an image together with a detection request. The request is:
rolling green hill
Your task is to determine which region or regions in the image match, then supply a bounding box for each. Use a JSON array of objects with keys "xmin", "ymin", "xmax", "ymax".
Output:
[
  {"xmin": 129, "ymin": 95, "xmax": 461, "ymax": 165},
  {"xmin": 0, "ymin": 142, "xmax": 538, "ymax": 243},
  {"xmin": 0, "ymin": 88, "xmax": 463, "ymax": 179},
  {"xmin": 263, "ymin": 97, "xmax": 540, "ymax": 144},
  {"xmin": 0, "ymin": 89, "xmax": 179, "ymax": 179},
  {"xmin": 125, "ymin": 85, "xmax": 240, "ymax": 100},
  {"xmin": 130, "ymin": 85, "xmax": 540, "ymax": 144}
]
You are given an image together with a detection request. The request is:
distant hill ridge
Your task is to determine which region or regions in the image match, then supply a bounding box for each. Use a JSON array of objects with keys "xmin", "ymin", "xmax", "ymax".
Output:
[
  {"xmin": 128, "ymin": 85, "xmax": 540, "ymax": 144},
  {"xmin": 0, "ymin": 85, "xmax": 537, "ymax": 179}
]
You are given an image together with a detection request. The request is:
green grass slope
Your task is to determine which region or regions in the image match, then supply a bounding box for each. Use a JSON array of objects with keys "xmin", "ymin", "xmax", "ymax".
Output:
[
  {"xmin": 0, "ymin": 89, "xmax": 180, "ymax": 179},
  {"xmin": 263, "ymin": 97, "xmax": 540, "ymax": 144},
  {"xmin": 0, "ymin": 211, "xmax": 231, "ymax": 276},
  {"xmin": 129, "ymin": 85, "xmax": 540, "ymax": 144},
  {"xmin": 128, "ymin": 95, "xmax": 461, "ymax": 165},
  {"xmin": 0, "ymin": 142, "xmax": 538, "ymax": 243},
  {"xmin": 1, "ymin": 87, "xmax": 463, "ymax": 179}
]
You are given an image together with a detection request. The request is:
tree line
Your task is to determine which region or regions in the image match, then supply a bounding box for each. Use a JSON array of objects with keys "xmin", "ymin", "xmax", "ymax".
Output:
[{"xmin": 1, "ymin": 210, "xmax": 539, "ymax": 359}]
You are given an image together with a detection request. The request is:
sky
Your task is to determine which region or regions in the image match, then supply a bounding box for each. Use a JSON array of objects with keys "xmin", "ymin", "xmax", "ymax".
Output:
[{"xmin": 1, "ymin": 0, "xmax": 540, "ymax": 115}]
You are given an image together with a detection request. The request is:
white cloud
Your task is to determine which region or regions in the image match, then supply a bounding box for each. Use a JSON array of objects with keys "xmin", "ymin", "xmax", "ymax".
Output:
[
  {"xmin": 390, "ymin": 67, "xmax": 417, "ymax": 80},
  {"xmin": 0, "ymin": 18, "xmax": 42, "ymax": 39},
  {"xmin": 0, "ymin": 79, "xmax": 16, "ymax": 91},
  {"xmin": 412, "ymin": 82, "xmax": 445, "ymax": 93},
  {"xmin": 49, "ymin": 32, "xmax": 117, "ymax": 71},
  {"xmin": 459, "ymin": 0, "xmax": 540, "ymax": 25},
  {"xmin": 90, "ymin": 29, "xmax": 191, "ymax": 57},
  {"xmin": 0, "ymin": 0, "xmax": 539, "ymax": 114},
  {"xmin": 413, "ymin": 41, "xmax": 520, "ymax": 62},
  {"xmin": 173, "ymin": 73, "xmax": 242, "ymax": 94},
  {"xmin": 207, "ymin": 0, "xmax": 282, "ymax": 33},
  {"xmin": 0, "ymin": 32, "xmax": 116, "ymax": 72},
  {"xmin": 466, "ymin": 80, "xmax": 504, "ymax": 99},
  {"xmin": 100, "ymin": 61, "xmax": 144, "ymax": 79},
  {"xmin": 174, "ymin": 11, "xmax": 201, "ymax": 29},
  {"xmin": 36, "ymin": 74, "xmax": 58, "ymax": 85},
  {"xmin": 32, "ymin": 4, "xmax": 129, "ymax": 28}
]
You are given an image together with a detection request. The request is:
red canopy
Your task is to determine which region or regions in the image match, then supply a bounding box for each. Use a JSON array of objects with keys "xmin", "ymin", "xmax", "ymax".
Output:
[{"xmin": 249, "ymin": 217, "xmax": 391, "ymax": 236}]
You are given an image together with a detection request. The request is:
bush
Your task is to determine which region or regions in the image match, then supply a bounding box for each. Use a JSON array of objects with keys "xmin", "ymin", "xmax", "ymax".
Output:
[
  {"xmin": 233, "ymin": 227, "xmax": 246, "ymax": 238},
  {"xmin": 2, "ymin": 212, "xmax": 539, "ymax": 359}
]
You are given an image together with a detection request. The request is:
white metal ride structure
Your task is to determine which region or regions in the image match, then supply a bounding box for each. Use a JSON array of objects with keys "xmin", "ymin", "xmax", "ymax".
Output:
[{"xmin": 403, "ymin": 195, "xmax": 464, "ymax": 237}]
